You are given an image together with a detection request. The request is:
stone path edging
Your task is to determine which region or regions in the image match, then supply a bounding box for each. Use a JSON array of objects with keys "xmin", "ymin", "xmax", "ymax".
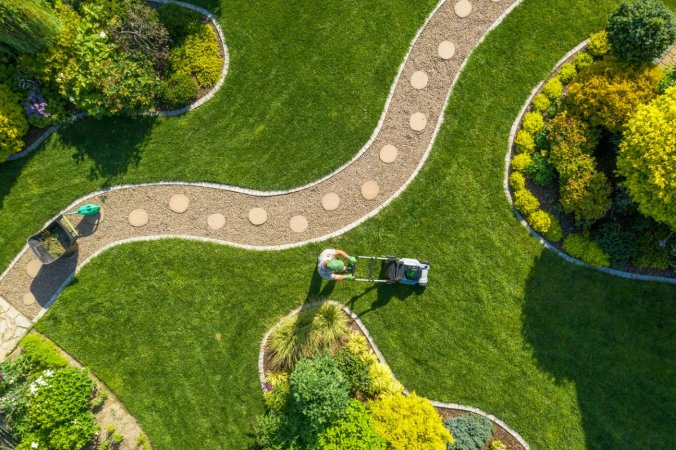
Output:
[
  {"xmin": 503, "ymin": 39, "xmax": 676, "ymax": 285},
  {"xmin": 257, "ymin": 300, "xmax": 530, "ymax": 450},
  {"xmin": 6, "ymin": 0, "xmax": 229, "ymax": 162}
]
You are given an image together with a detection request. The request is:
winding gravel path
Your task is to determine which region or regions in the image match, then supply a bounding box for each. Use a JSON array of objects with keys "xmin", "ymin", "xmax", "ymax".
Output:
[{"xmin": 0, "ymin": 0, "xmax": 520, "ymax": 357}]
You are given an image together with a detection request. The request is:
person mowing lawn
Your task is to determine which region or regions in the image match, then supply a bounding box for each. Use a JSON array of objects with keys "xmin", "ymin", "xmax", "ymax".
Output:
[{"xmin": 317, "ymin": 248, "xmax": 357, "ymax": 281}]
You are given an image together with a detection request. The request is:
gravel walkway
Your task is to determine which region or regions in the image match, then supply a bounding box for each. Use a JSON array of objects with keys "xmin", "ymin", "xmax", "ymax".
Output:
[{"xmin": 0, "ymin": 0, "xmax": 519, "ymax": 357}]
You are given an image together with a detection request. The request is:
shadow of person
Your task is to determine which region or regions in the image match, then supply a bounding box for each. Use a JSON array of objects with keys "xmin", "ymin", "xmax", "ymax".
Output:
[
  {"xmin": 29, "ymin": 247, "xmax": 78, "ymax": 308},
  {"xmin": 522, "ymin": 251, "xmax": 676, "ymax": 449},
  {"xmin": 73, "ymin": 211, "xmax": 102, "ymax": 238},
  {"xmin": 306, "ymin": 267, "xmax": 336, "ymax": 301}
]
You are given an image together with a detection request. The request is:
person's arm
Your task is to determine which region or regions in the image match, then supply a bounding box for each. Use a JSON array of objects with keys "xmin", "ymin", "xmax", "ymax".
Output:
[
  {"xmin": 335, "ymin": 249, "xmax": 349, "ymax": 259},
  {"xmin": 331, "ymin": 274, "xmax": 353, "ymax": 281}
]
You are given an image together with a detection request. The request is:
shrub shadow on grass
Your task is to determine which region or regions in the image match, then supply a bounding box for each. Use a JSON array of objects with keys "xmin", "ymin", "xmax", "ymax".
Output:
[
  {"xmin": 522, "ymin": 251, "xmax": 676, "ymax": 449},
  {"xmin": 0, "ymin": 147, "xmax": 36, "ymax": 208}
]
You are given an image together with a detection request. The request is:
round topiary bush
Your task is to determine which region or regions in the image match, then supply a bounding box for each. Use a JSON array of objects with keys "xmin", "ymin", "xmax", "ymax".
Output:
[
  {"xmin": 161, "ymin": 73, "xmax": 199, "ymax": 109},
  {"xmin": 606, "ymin": 0, "xmax": 675, "ymax": 64},
  {"xmin": 514, "ymin": 189, "xmax": 540, "ymax": 215}
]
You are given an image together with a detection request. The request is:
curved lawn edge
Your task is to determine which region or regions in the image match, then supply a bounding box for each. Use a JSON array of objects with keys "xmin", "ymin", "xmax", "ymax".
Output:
[
  {"xmin": 257, "ymin": 300, "xmax": 531, "ymax": 450},
  {"xmin": 7, "ymin": 0, "xmax": 230, "ymax": 162},
  {"xmin": 502, "ymin": 39, "xmax": 676, "ymax": 286}
]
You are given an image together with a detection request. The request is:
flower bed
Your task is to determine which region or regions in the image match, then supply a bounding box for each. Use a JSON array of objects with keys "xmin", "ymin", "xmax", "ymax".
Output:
[{"xmin": 506, "ymin": 0, "xmax": 675, "ymax": 278}]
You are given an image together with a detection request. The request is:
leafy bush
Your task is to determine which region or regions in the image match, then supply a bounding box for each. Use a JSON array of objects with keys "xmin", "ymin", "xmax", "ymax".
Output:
[
  {"xmin": 160, "ymin": 72, "xmax": 199, "ymax": 109},
  {"xmin": 514, "ymin": 130, "xmax": 535, "ymax": 154},
  {"xmin": 491, "ymin": 440, "xmax": 507, "ymax": 450},
  {"xmin": 288, "ymin": 355, "xmax": 350, "ymax": 439},
  {"xmin": 369, "ymin": 362, "xmax": 403, "ymax": 397},
  {"xmin": 157, "ymin": 3, "xmax": 202, "ymax": 42},
  {"xmin": 532, "ymin": 93, "xmax": 551, "ymax": 112},
  {"xmin": 369, "ymin": 393, "xmax": 453, "ymax": 450},
  {"xmin": 546, "ymin": 112, "xmax": 599, "ymax": 166},
  {"xmin": 19, "ymin": 334, "xmax": 68, "ymax": 370},
  {"xmin": 573, "ymin": 52, "xmax": 594, "ymax": 71},
  {"xmin": 566, "ymin": 58, "xmax": 663, "ymax": 132},
  {"xmin": 168, "ymin": 24, "xmax": 222, "ymax": 88},
  {"xmin": 0, "ymin": 0, "xmax": 61, "ymax": 55},
  {"xmin": 558, "ymin": 62, "xmax": 578, "ymax": 84},
  {"xmin": 445, "ymin": 413, "xmax": 493, "ymax": 450},
  {"xmin": 617, "ymin": 86, "xmax": 676, "ymax": 228},
  {"xmin": 335, "ymin": 348, "xmax": 373, "ymax": 396},
  {"xmin": 22, "ymin": 88, "xmax": 66, "ymax": 127},
  {"xmin": 528, "ymin": 210, "xmax": 563, "ymax": 242},
  {"xmin": 593, "ymin": 222, "xmax": 639, "ymax": 266},
  {"xmin": 560, "ymin": 171, "xmax": 613, "ymax": 222},
  {"xmin": 0, "ymin": 83, "xmax": 28, "ymax": 160},
  {"xmin": 344, "ymin": 332, "xmax": 376, "ymax": 363},
  {"xmin": 533, "ymin": 129, "xmax": 550, "ymax": 151},
  {"xmin": 508, "ymin": 172, "xmax": 526, "ymax": 191},
  {"xmin": 267, "ymin": 302, "xmax": 348, "ymax": 370},
  {"xmin": 0, "ymin": 353, "xmax": 33, "ymax": 397},
  {"xmin": 634, "ymin": 243, "xmax": 671, "ymax": 269},
  {"xmin": 542, "ymin": 76, "xmax": 563, "ymax": 100},
  {"xmin": 587, "ymin": 31, "xmax": 611, "ymax": 58},
  {"xmin": 514, "ymin": 189, "xmax": 540, "ymax": 215},
  {"xmin": 317, "ymin": 400, "xmax": 387, "ymax": 449},
  {"xmin": 525, "ymin": 151, "xmax": 556, "ymax": 186},
  {"xmin": 521, "ymin": 111, "xmax": 544, "ymax": 133},
  {"xmin": 658, "ymin": 64, "xmax": 676, "ymax": 93},
  {"xmin": 563, "ymin": 233, "xmax": 611, "ymax": 267},
  {"xmin": 511, "ymin": 153, "xmax": 532, "ymax": 172},
  {"xmin": 606, "ymin": 0, "xmax": 676, "ymax": 64},
  {"xmin": 263, "ymin": 371, "xmax": 290, "ymax": 413},
  {"xmin": 254, "ymin": 411, "xmax": 284, "ymax": 450}
]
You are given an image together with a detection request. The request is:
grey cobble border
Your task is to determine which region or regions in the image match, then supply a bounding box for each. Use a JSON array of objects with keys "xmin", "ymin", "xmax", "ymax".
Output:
[
  {"xmin": 257, "ymin": 300, "xmax": 530, "ymax": 450},
  {"xmin": 6, "ymin": 0, "xmax": 229, "ymax": 162},
  {"xmin": 503, "ymin": 39, "xmax": 676, "ymax": 285}
]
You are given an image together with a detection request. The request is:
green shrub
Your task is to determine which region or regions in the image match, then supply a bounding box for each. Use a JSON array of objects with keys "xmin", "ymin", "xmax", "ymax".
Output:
[
  {"xmin": 369, "ymin": 362, "xmax": 404, "ymax": 397},
  {"xmin": 532, "ymin": 93, "xmax": 551, "ymax": 112},
  {"xmin": 508, "ymin": 172, "xmax": 526, "ymax": 191},
  {"xmin": 658, "ymin": 64, "xmax": 676, "ymax": 93},
  {"xmin": 546, "ymin": 112, "xmax": 599, "ymax": 167},
  {"xmin": 19, "ymin": 334, "xmax": 68, "ymax": 370},
  {"xmin": 254, "ymin": 411, "xmax": 285, "ymax": 450},
  {"xmin": 528, "ymin": 210, "xmax": 563, "ymax": 242},
  {"xmin": 566, "ymin": 58, "xmax": 663, "ymax": 132},
  {"xmin": 521, "ymin": 111, "xmax": 544, "ymax": 133},
  {"xmin": 593, "ymin": 222, "xmax": 638, "ymax": 266},
  {"xmin": 617, "ymin": 86, "xmax": 676, "ymax": 228},
  {"xmin": 563, "ymin": 233, "xmax": 611, "ymax": 267},
  {"xmin": 0, "ymin": 353, "xmax": 33, "ymax": 397},
  {"xmin": 514, "ymin": 130, "xmax": 535, "ymax": 154},
  {"xmin": 369, "ymin": 393, "xmax": 453, "ymax": 450},
  {"xmin": 560, "ymin": 171, "xmax": 613, "ymax": 222},
  {"xmin": 514, "ymin": 189, "xmax": 540, "ymax": 215},
  {"xmin": 573, "ymin": 52, "xmax": 594, "ymax": 71},
  {"xmin": 263, "ymin": 371, "xmax": 290, "ymax": 413},
  {"xmin": 606, "ymin": 0, "xmax": 676, "ymax": 64},
  {"xmin": 491, "ymin": 440, "xmax": 507, "ymax": 450},
  {"xmin": 633, "ymin": 245, "xmax": 671, "ymax": 269},
  {"xmin": 0, "ymin": 0, "xmax": 61, "ymax": 55},
  {"xmin": 157, "ymin": 3, "xmax": 202, "ymax": 42},
  {"xmin": 533, "ymin": 129, "xmax": 550, "ymax": 151},
  {"xmin": 160, "ymin": 72, "xmax": 199, "ymax": 109},
  {"xmin": 22, "ymin": 88, "xmax": 67, "ymax": 128},
  {"xmin": 317, "ymin": 400, "xmax": 387, "ymax": 449},
  {"xmin": 588, "ymin": 31, "xmax": 611, "ymax": 58},
  {"xmin": 511, "ymin": 153, "xmax": 532, "ymax": 172},
  {"xmin": 0, "ymin": 83, "xmax": 28, "ymax": 160},
  {"xmin": 335, "ymin": 348, "xmax": 373, "ymax": 396},
  {"xmin": 168, "ymin": 24, "xmax": 222, "ymax": 88},
  {"xmin": 558, "ymin": 62, "xmax": 578, "ymax": 84},
  {"xmin": 525, "ymin": 151, "xmax": 556, "ymax": 186},
  {"xmin": 445, "ymin": 413, "xmax": 493, "ymax": 450},
  {"xmin": 267, "ymin": 302, "xmax": 348, "ymax": 370},
  {"xmin": 344, "ymin": 332, "xmax": 377, "ymax": 363},
  {"xmin": 543, "ymin": 76, "xmax": 564, "ymax": 99}
]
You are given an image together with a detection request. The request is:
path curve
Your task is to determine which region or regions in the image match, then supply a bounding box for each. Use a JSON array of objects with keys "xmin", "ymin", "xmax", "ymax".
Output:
[
  {"xmin": 0, "ymin": 0, "xmax": 524, "ymax": 356},
  {"xmin": 258, "ymin": 301, "xmax": 531, "ymax": 449}
]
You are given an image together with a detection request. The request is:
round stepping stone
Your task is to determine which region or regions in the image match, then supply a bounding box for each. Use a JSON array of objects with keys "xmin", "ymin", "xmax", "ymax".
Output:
[
  {"xmin": 361, "ymin": 181, "xmax": 380, "ymax": 200},
  {"xmin": 454, "ymin": 0, "xmax": 472, "ymax": 18},
  {"xmin": 169, "ymin": 194, "xmax": 189, "ymax": 213},
  {"xmin": 248, "ymin": 208, "xmax": 267, "ymax": 226},
  {"xmin": 438, "ymin": 41, "xmax": 456, "ymax": 60},
  {"xmin": 22, "ymin": 293, "xmax": 36, "ymax": 306},
  {"xmin": 321, "ymin": 193, "xmax": 340, "ymax": 211},
  {"xmin": 380, "ymin": 144, "xmax": 398, "ymax": 163},
  {"xmin": 26, "ymin": 260, "xmax": 41, "ymax": 278},
  {"xmin": 289, "ymin": 215, "xmax": 308, "ymax": 233},
  {"xmin": 128, "ymin": 209, "xmax": 149, "ymax": 227},
  {"xmin": 410, "ymin": 71, "xmax": 429, "ymax": 89},
  {"xmin": 409, "ymin": 112, "xmax": 427, "ymax": 132},
  {"xmin": 207, "ymin": 213, "xmax": 226, "ymax": 230}
]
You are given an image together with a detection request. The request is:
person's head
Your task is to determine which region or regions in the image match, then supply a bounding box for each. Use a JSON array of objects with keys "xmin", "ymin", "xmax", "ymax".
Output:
[{"xmin": 326, "ymin": 259, "xmax": 345, "ymax": 273}]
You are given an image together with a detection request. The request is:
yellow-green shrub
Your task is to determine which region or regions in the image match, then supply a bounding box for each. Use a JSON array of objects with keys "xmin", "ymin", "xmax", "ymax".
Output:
[
  {"xmin": 344, "ymin": 332, "xmax": 377, "ymax": 363},
  {"xmin": 0, "ymin": 84, "xmax": 28, "ymax": 161},
  {"xmin": 511, "ymin": 153, "xmax": 533, "ymax": 172},
  {"xmin": 558, "ymin": 63, "xmax": 577, "ymax": 84},
  {"xmin": 587, "ymin": 31, "xmax": 611, "ymax": 58},
  {"xmin": 617, "ymin": 86, "xmax": 676, "ymax": 229},
  {"xmin": 563, "ymin": 233, "xmax": 610, "ymax": 267},
  {"xmin": 566, "ymin": 59, "xmax": 663, "ymax": 132},
  {"xmin": 532, "ymin": 93, "xmax": 551, "ymax": 112},
  {"xmin": 527, "ymin": 210, "xmax": 563, "ymax": 242},
  {"xmin": 543, "ymin": 76, "xmax": 564, "ymax": 99},
  {"xmin": 560, "ymin": 171, "xmax": 612, "ymax": 222},
  {"xmin": 509, "ymin": 172, "xmax": 526, "ymax": 191},
  {"xmin": 514, "ymin": 130, "xmax": 535, "ymax": 154},
  {"xmin": 369, "ymin": 393, "xmax": 453, "ymax": 450},
  {"xmin": 521, "ymin": 111, "xmax": 544, "ymax": 133},
  {"xmin": 169, "ymin": 24, "xmax": 222, "ymax": 88},
  {"xmin": 369, "ymin": 362, "xmax": 403, "ymax": 396},
  {"xmin": 514, "ymin": 189, "xmax": 540, "ymax": 215},
  {"xmin": 573, "ymin": 52, "xmax": 594, "ymax": 71}
]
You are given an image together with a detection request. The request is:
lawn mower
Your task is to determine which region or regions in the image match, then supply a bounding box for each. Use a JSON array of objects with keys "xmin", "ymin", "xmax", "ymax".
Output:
[{"xmin": 349, "ymin": 255, "xmax": 429, "ymax": 286}]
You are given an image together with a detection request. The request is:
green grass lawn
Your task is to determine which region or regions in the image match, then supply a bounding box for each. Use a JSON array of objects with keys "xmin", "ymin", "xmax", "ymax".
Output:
[{"xmin": 29, "ymin": 0, "xmax": 676, "ymax": 449}]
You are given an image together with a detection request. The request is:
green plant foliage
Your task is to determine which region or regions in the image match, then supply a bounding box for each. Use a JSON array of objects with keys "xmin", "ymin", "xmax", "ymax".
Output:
[
  {"xmin": 491, "ymin": 440, "xmax": 507, "ymax": 450},
  {"xmin": 19, "ymin": 334, "xmax": 68, "ymax": 370},
  {"xmin": 658, "ymin": 64, "xmax": 676, "ymax": 93},
  {"xmin": 344, "ymin": 332, "xmax": 376, "ymax": 363},
  {"xmin": 587, "ymin": 30, "xmax": 611, "ymax": 58},
  {"xmin": 157, "ymin": 3, "xmax": 202, "ymax": 42},
  {"xmin": 542, "ymin": 76, "xmax": 563, "ymax": 100},
  {"xmin": 267, "ymin": 302, "xmax": 348, "ymax": 370},
  {"xmin": 335, "ymin": 348, "xmax": 373, "ymax": 396},
  {"xmin": 317, "ymin": 400, "xmax": 387, "ymax": 449},
  {"xmin": 558, "ymin": 62, "xmax": 578, "ymax": 84},
  {"xmin": 560, "ymin": 171, "xmax": 613, "ymax": 223},
  {"xmin": 160, "ymin": 72, "xmax": 199, "ymax": 109},
  {"xmin": 514, "ymin": 189, "xmax": 540, "ymax": 215},
  {"xmin": 0, "ymin": 0, "xmax": 61, "ymax": 55},
  {"xmin": 532, "ymin": 93, "xmax": 551, "ymax": 112},
  {"xmin": 511, "ymin": 153, "xmax": 532, "ymax": 172},
  {"xmin": 566, "ymin": 58, "xmax": 663, "ymax": 132},
  {"xmin": 593, "ymin": 222, "xmax": 639, "ymax": 266},
  {"xmin": 368, "ymin": 362, "xmax": 403, "ymax": 397},
  {"xmin": 525, "ymin": 151, "xmax": 556, "ymax": 186},
  {"xmin": 573, "ymin": 52, "xmax": 594, "ymax": 71},
  {"xmin": 563, "ymin": 233, "xmax": 611, "ymax": 267},
  {"xmin": 168, "ymin": 24, "xmax": 222, "ymax": 88},
  {"xmin": 617, "ymin": 86, "xmax": 676, "ymax": 228},
  {"xmin": 521, "ymin": 111, "xmax": 544, "ymax": 133},
  {"xmin": 514, "ymin": 130, "xmax": 535, "ymax": 154},
  {"xmin": 0, "ymin": 354, "xmax": 33, "ymax": 397},
  {"xmin": 0, "ymin": 83, "xmax": 28, "ymax": 160},
  {"xmin": 445, "ymin": 413, "xmax": 494, "ymax": 450},
  {"xmin": 508, "ymin": 172, "xmax": 526, "ymax": 191},
  {"xmin": 528, "ymin": 210, "xmax": 563, "ymax": 242},
  {"xmin": 606, "ymin": 0, "xmax": 676, "ymax": 64},
  {"xmin": 369, "ymin": 393, "xmax": 453, "ymax": 450},
  {"xmin": 263, "ymin": 372, "xmax": 290, "ymax": 413},
  {"xmin": 254, "ymin": 411, "xmax": 285, "ymax": 450},
  {"xmin": 533, "ymin": 129, "xmax": 550, "ymax": 151}
]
